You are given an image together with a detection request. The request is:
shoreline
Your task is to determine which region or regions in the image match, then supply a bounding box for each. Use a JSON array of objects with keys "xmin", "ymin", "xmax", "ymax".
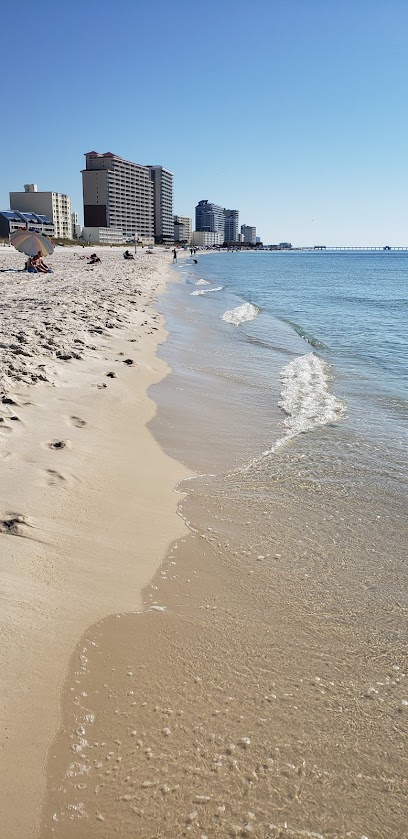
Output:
[
  {"xmin": 39, "ymin": 474, "xmax": 407, "ymax": 839},
  {"xmin": 0, "ymin": 247, "xmax": 191, "ymax": 838},
  {"xmin": 38, "ymin": 254, "xmax": 407, "ymax": 839},
  {"xmin": 2, "ymin": 247, "xmax": 406, "ymax": 838}
]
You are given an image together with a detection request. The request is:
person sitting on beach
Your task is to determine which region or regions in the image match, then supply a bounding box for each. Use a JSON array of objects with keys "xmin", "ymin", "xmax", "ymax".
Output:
[
  {"xmin": 123, "ymin": 249, "xmax": 134, "ymax": 260},
  {"xmin": 25, "ymin": 256, "xmax": 38, "ymax": 273},
  {"xmin": 31, "ymin": 251, "xmax": 51, "ymax": 273},
  {"xmin": 87, "ymin": 253, "xmax": 101, "ymax": 265}
]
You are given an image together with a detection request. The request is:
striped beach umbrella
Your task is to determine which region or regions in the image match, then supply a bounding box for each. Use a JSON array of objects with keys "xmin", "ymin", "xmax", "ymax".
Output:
[{"xmin": 10, "ymin": 229, "xmax": 54, "ymax": 257}]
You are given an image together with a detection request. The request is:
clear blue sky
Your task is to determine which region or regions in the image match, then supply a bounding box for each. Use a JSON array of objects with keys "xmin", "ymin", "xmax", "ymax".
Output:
[{"xmin": 1, "ymin": 0, "xmax": 407, "ymax": 245}]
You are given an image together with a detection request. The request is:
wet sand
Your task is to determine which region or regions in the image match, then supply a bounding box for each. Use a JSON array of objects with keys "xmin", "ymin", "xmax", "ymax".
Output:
[{"xmin": 40, "ymin": 504, "xmax": 406, "ymax": 839}]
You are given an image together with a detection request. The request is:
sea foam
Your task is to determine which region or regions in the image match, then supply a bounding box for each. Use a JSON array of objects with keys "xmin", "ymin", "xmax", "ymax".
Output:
[
  {"xmin": 278, "ymin": 352, "xmax": 346, "ymax": 436},
  {"xmin": 191, "ymin": 286, "xmax": 224, "ymax": 296},
  {"xmin": 195, "ymin": 279, "xmax": 211, "ymax": 285},
  {"xmin": 236, "ymin": 353, "xmax": 346, "ymax": 474},
  {"xmin": 222, "ymin": 302, "xmax": 260, "ymax": 325}
]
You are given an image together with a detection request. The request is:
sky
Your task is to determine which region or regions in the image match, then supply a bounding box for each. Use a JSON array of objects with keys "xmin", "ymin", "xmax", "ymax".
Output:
[{"xmin": 1, "ymin": 0, "xmax": 407, "ymax": 245}]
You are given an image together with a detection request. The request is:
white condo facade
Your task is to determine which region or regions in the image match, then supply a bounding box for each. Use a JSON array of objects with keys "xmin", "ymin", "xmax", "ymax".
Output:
[
  {"xmin": 191, "ymin": 231, "xmax": 223, "ymax": 247},
  {"xmin": 10, "ymin": 184, "xmax": 72, "ymax": 239},
  {"xmin": 82, "ymin": 226, "xmax": 125, "ymax": 245}
]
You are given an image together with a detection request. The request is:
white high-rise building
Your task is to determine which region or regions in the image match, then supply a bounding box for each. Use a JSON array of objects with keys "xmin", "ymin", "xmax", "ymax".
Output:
[{"xmin": 10, "ymin": 184, "xmax": 73, "ymax": 239}]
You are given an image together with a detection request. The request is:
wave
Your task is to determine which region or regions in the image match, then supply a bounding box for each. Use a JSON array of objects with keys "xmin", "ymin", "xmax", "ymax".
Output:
[
  {"xmin": 222, "ymin": 302, "xmax": 260, "ymax": 325},
  {"xmin": 195, "ymin": 279, "xmax": 211, "ymax": 286},
  {"xmin": 286, "ymin": 320, "xmax": 327, "ymax": 350},
  {"xmin": 278, "ymin": 352, "xmax": 346, "ymax": 436},
  {"xmin": 233, "ymin": 353, "xmax": 346, "ymax": 474},
  {"xmin": 191, "ymin": 286, "xmax": 224, "ymax": 296},
  {"xmin": 246, "ymin": 335, "xmax": 294, "ymax": 355}
]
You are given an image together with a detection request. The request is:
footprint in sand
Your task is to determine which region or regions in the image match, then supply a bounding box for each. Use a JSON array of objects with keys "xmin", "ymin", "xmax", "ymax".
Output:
[
  {"xmin": 0, "ymin": 514, "xmax": 33, "ymax": 537},
  {"xmin": 70, "ymin": 416, "xmax": 87, "ymax": 428},
  {"xmin": 45, "ymin": 469, "xmax": 67, "ymax": 486},
  {"xmin": 48, "ymin": 439, "xmax": 71, "ymax": 450},
  {"xmin": 1, "ymin": 396, "xmax": 20, "ymax": 406}
]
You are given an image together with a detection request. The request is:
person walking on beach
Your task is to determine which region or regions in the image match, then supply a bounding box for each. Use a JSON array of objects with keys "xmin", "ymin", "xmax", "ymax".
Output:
[{"xmin": 172, "ymin": 248, "xmax": 177, "ymax": 262}]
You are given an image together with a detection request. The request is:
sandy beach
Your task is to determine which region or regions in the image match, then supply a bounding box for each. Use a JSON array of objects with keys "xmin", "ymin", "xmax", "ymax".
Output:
[
  {"xmin": 1, "ymin": 246, "xmax": 406, "ymax": 839},
  {"xmin": 0, "ymin": 246, "xmax": 190, "ymax": 838}
]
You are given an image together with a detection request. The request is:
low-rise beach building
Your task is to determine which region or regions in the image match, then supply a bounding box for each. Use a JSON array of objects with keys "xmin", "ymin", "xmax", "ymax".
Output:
[
  {"xmin": 81, "ymin": 226, "xmax": 126, "ymax": 245},
  {"xmin": 0, "ymin": 210, "xmax": 55, "ymax": 239},
  {"xmin": 191, "ymin": 230, "xmax": 223, "ymax": 247},
  {"xmin": 10, "ymin": 184, "xmax": 72, "ymax": 239}
]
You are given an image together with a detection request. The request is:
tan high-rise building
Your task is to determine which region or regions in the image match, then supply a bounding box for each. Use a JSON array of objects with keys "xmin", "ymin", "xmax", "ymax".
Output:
[
  {"xmin": 9, "ymin": 184, "xmax": 72, "ymax": 239},
  {"xmin": 82, "ymin": 151, "xmax": 154, "ymax": 240},
  {"xmin": 149, "ymin": 166, "xmax": 174, "ymax": 244},
  {"xmin": 174, "ymin": 214, "xmax": 192, "ymax": 243},
  {"xmin": 241, "ymin": 224, "xmax": 257, "ymax": 244}
]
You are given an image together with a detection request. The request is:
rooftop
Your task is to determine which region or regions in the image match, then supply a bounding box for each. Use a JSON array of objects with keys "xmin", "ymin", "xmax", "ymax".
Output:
[{"xmin": 0, "ymin": 210, "xmax": 53, "ymax": 224}]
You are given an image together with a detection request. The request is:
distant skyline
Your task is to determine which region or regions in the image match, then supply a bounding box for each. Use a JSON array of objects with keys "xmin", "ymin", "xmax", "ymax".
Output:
[{"xmin": 1, "ymin": 0, "xmax": 407, "ymax": 245}]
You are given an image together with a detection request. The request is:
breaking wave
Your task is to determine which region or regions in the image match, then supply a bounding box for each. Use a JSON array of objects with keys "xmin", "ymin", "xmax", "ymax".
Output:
[
  {"xmin": 234, "ymin": 353, "xmax": 346, "ymax": 474},
  {"xmin": 287, "ymin": 320, "xmax": 328, "ymax": 350},
  {"xmin": 278, "ymin": 352, "xmax": 346, "ymax": 436},
  {"xmin": 222, "ymin": 302, "xmax": 260, "ymax": 325},
  {"xmin": 191, "ymin": 285, "xmax": 224, "ymax": 296}
]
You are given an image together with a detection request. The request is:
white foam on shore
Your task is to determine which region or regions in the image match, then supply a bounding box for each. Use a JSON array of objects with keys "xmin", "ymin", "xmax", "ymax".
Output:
[
  {"xmin": 222, "ymin": 302, "xmax": 260, "ymax": 325},
  {"xmin": 234, "ymin": 353, "xmax": 346, "ymax": 474},
  {"xmin": 191, "ymin": 286, "xmax": 224, "ymax": 296},
  {"xmin": 279, "ymin": 352, "xmax": 346, "ymax": 436},
  {"xmin": 195, "ymin": 279, "xmax": 211, "ymax": 286}
]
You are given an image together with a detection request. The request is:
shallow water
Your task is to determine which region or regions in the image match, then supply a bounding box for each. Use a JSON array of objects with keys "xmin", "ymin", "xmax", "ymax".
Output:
[{"xmin": 153, "ymin": 249, "xmax": 408, "ymax": 654}]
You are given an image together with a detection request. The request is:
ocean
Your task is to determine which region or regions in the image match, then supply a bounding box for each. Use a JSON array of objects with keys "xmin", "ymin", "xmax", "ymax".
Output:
[
  {"xmin": 148, "ymin": 251, "xmax": 408, "ymax": 834},
  {"xmin": 153, "ymin": 250, "xmax": 407, "ymax": 645},
  {"xmin": 146, "ymin": 251, "xmax": 408, "ymax": 835}
]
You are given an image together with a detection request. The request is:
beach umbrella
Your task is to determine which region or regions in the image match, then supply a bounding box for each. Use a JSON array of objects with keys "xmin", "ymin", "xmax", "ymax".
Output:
[{"xmin": 10, "ymin": 229, "xmax": 54, "ymax": 257}]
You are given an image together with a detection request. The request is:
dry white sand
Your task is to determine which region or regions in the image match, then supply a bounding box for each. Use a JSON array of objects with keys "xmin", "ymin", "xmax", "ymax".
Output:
[{"xmin": 0, "ymin": 246, "xmax": 191, "ymax": 838}]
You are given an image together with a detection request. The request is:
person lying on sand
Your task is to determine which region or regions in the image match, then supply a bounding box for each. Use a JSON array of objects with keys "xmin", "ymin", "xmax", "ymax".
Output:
[
  {"xmin": 123, "ymin": 249, "xmax": 134, "ymax": 260},
  {"xmin": 87, "ymin": 253, "xmax": 101, "ymax": 265}
]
